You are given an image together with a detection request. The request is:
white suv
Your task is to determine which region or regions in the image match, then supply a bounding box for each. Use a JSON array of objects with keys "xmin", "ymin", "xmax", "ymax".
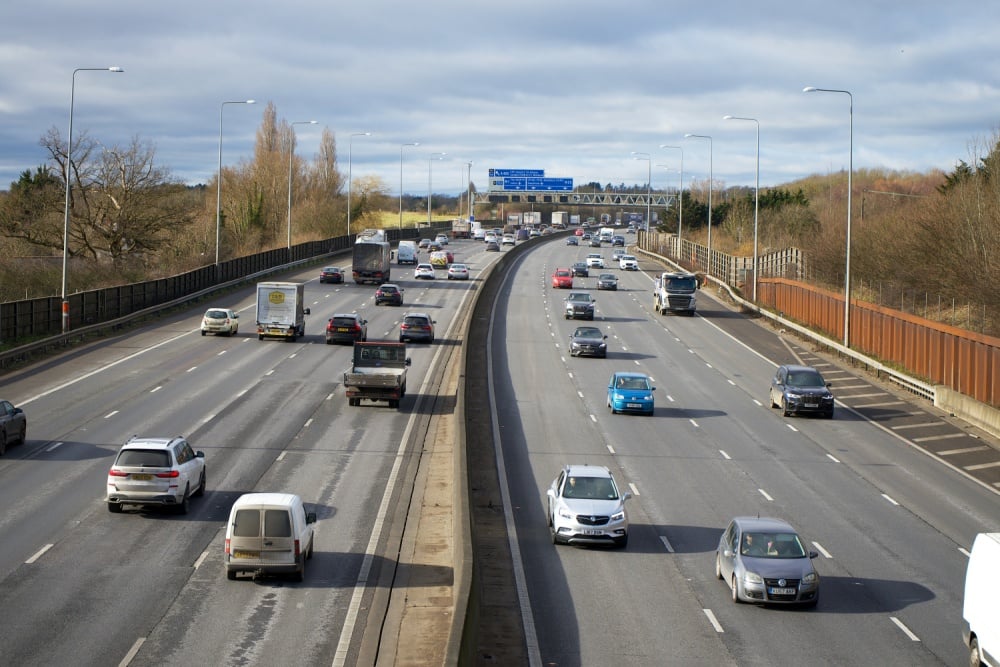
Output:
[
  {"xmin": 106, "ymin": 436, "xmax": 206, "ymax": 514},
  {"xmin": 619, "ymin": 255, "xmax": 638, "ymax": 271},
  {"xmin": 586, "ymin": 254, "xmax": 605, "ymax": 269},
  {"xmin": 546, "ymin": 464, "xmax": 631, "ymax": 548}
]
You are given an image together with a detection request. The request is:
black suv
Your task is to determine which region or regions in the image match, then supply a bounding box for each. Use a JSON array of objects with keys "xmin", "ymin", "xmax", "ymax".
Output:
[
  {"xmin": 571, "ymin": 262, "xmax": 589, "ymax": 278},
  {"xmin": 326, "ymin": 313, "xmax": 368, "ymax": 345},
  {"xmin": 564, "ymin": 292, "xmax": 596, "ymax": 320},
  {"xmin": 375, "ymin": 283, "xmax": 404, "ymax": 306}
]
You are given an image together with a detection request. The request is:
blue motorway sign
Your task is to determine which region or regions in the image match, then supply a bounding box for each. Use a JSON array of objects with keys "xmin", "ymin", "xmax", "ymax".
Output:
[
  {"xmin": 524, "ymin": 177, "xmax": 573, "ymax": 192},
  {"xmin": 489, "ymin": 168, "xmax": 545, "ymax": 178}
]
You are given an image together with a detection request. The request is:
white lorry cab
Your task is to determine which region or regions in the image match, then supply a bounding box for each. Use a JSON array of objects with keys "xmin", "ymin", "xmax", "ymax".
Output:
[
  {"xmin": 964, "ymin": 533, "xmax": 1000, "ymax": 666},
  {"xmin": 225, "ymin": 493, "xmax": 316, "ymax": 581}
]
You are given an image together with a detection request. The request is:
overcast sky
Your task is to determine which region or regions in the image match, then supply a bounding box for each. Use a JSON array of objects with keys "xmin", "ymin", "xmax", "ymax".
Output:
[{"xmin": 3, "ymin": 1, "xmax": 1000, "ymax": 196}]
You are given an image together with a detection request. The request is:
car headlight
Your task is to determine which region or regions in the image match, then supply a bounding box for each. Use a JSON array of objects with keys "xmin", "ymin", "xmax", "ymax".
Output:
[
  {"xmin": 558, "ymin": 507, "xmax": 574, "ymax": 519},
  {"xmin": 613, "ymin": 393, "xmax": 625, "ymax": 401},
  {"xmin": 598, "ymin": 343, "xmax": 606, "ymax": 349},
  {"xmin": 642, "ymin": 394, "xmax": 653, "ymax": 400},
  {"xmin": 744, "ymin": 571, "xmax": 763, "ymax": 584},
  {"xmin": 611, "ymin": 509, "xmax": 625, "ymax": 521},
  {"xmin": 802, "ymin": 572, "xmax": 817, "ymax": 584}
]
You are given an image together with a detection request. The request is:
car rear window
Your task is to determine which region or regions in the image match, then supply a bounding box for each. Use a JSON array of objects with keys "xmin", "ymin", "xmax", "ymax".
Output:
[
  {"xmin": 380, "ymin": 286, "xmax": 398, "ymax": 293},
  {"xmin": 206, "ymin": 310, "xmax": 228, "ymax": 319},
  {"xmin": 333, "ymin": 317, "xmax": 358, "ymax": 327},
  {"xmin": 264, "ymin": 509, "xmax": 292, "ymax": 537},
  {"xmin": 116, "ymin": 449, "xmax": 171, "ymax": 467},
  {"xmin": 404, "ymin": 316, "xmax": 429, "ymax": 326},
  {"xmin": 233, "ymin": 509, "xmax": 261, "ymax": 537}
]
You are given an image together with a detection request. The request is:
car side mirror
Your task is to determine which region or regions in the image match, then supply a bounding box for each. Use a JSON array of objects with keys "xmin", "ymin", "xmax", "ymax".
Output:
[
  {"xmin": 233, "ymin": 314, "xmax": 239, "ymax": 319},
  {"xmin": 405, "ymin": 358, "xmax": 412, "ymax": 366},
  {"xmin": 603, "ymin": 335, "xmax": 608, "ymax": 340},
  {"xmin": 622, "ymin": 491, "xmax": 632, "ymax": 502},
  {"xmin": 196, "ymin": 451, "xmax": 205, "ymax": 458},
  {"xmin": 362, "ymin": 319, "xmax": 368, "ymax": 325},
  {"xmin": 809, "ymin": 551, "xmax": 818, "ymax": 559},
  {"xmin": 546, "ymin": 488, "xmax": 556, "ymax": 499},
  {"xmin": 651, "ymin": 386, "xmax": 656, "ymax": 391},
  {"xmin": 306, "ymin": 512, "xmax": 317, "ymax": 524},
  {"xmin": 304, "ymin": 307, "xmax": 311, "ymax": 315},
  {"xmin": 723, "ymin": 548, "xmax": 733, "ymax": 558}
]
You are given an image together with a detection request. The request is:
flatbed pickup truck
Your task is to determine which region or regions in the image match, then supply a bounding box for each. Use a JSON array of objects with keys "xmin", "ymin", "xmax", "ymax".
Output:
[{"xmin": 343, "ymin": 342, "xmax": 411, "ymax": 408}]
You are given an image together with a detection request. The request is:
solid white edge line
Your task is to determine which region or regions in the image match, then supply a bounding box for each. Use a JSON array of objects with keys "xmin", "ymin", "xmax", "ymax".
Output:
[
  {"xmin": 25, "ymin": 544, "xmax": 54, "ymax": 564},
  {"xmin": 659, "ymin": 535, "xmax": 674, "ymax": 553},
  {"xmin": 332, "ymin": 260, "xmax": 482, "ymax": 667},
  {"xmin": 484, "ymin": 256, "xmax": 543, "ymax": 667},
  {"xmin": 193, "ymin": 550, "xmax": 210, "ymax": 569},
  {"xmin": 118, "ymin": 637, "xmax": 146, "ymax": 667},
  {"xmin": 890, "ymin": 616, "xmax": 921, "ymax": 641},
  {"xmin": 276, "ymin": 452, "xmax": 287, "ymax": 462},
  {"xmin": 703, "ymin": 609, "xmax": 725, "ymax": 633}
]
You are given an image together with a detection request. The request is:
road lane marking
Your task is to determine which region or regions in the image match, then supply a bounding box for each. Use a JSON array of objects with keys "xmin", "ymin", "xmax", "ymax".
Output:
[
  {"xmin": 966, "ymin": 461, "xmax": 1000, "ymax": 471},
  {"xmin": 104, "ymin": 410, "xmax": 119, "ymax": 419},
  {"xmin": 786, "ymin": 424, "xmax": 799, "ymax": 432},
  {"xmin": 118, "ymin": 637, "xmax": 146, "ymax": 667},
  {"xmin": 590, "ymin": 414, "xmax": 598, "ymax": 423},
  {"xmin": 47, "ymin": 442, "xmax": 64, "ymax": 452},
  {"xmin": 826, "ymin": 454, "xmax": 841, "ymax": 463},
  {"xmin": 217, "ymin": 350, "xmax": 226, "ymax": 356},
  {"xmin": 25, "ymin": 544, "xmax": 53, "ymax": 564},
  {"xmin": 812, "ymin": 541, "xmax": 832, "ymax": 558},
  {"xmin": 629, "ymin": 483, "xmax": 640, "ymax": 496},
  {"xmin": 959, "ymin": 547, "xmax": 971, "ymax": 557},
  {"xmin": 719, "ymin": 450, "xmax": 731, "ymax": 460},
  {"xmin": 703, "ymin": 609, "xmax": 724, "ymax": 633},
  {"xmin": 202, "ymin": 414, "xmax": 216, "ymax": 424},
  {"xmin": 304, "ymin": 418, "xmax": 313, "ymax": 429},
  {"xmin": 882, "ymin": 493, "xmax": 900, "ymax": 506},
  {"xmin": 937, "ymin": 446, "xmax": 989, "ymax": 456},
  {"xmin": 659, "ymin": 535, "xmax": 675, "ymax": 552},
  {"xmin": 913, "ymin": 433, "xmax": 966, "ymax": 443},
  {"xmin": 890, "ymin": 617, "xmax": 920, "ymax": 641},
  {"xmin": 577, "ymin": 391, "xmax": 584, "ymax": 398},
  {"xmin": 277, "ymin": 452, "xmax": 287, "ymax": 461},
  {"xmin": 758, "ymin": 489, "xmax": 774, "ymax": 502},
  {"xmin": 186, "ymin": 366, "xmax": 197, "ymax": 373},
  {"xmin": 607, "ymin": 445, "xmax": 616, "ymax": 454},
  {"xmin": 193, "ymin": 550, "xmax": 210, "ymax": 569},
  {"xmin": 689, "ymin": 419, "xmax": 700, "ymax": 428},
  {"xmin": 150, "ymin": 386, "xmax": 162, "ymax": 393}
]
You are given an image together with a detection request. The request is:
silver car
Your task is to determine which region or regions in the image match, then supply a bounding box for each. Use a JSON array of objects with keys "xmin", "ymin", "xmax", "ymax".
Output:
[
  {"xmin": 201, "ymin": 307, "xmax": 239, "ymax": 336},
  {"xmin": 716, "ymin": 517, "xmax": 819, "ymax": 606},
  {"xmin": 547, "ymin": 464, "xmax": 631, "ymax": 548},
  {"xmin": 106, "ymin": 436, "xmax": 206, "ymax": 514}
]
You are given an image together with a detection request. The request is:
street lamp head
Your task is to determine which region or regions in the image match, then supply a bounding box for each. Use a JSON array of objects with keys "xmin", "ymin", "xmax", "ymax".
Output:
[
  {"xmin": 723, "ymin": 115, "xmax": 734, "ymax": 120},
  {"xmin": 108, "ymin": 67, "xmax": 124, "ymax": 72},
  {"xmin": 245, "ymin": 99, "xmax": 256, "ymax": 104},
  {"xmin": 802, "ymin": 86, "xmax": 817, "ymax": 93}
]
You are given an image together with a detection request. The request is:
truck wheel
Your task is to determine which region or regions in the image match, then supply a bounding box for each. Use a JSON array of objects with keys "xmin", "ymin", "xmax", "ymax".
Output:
[
  {"xmin": 389, "ymin": 400, "xmax": 399, "ymax": 409},
  {"xmin": 258, "ymin": 334, "xmax": 264, "ymax": 340}
]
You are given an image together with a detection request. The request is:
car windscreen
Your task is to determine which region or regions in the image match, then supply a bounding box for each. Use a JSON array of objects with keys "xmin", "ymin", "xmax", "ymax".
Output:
[
  {"xmin": 564, "ymin": 476, "xmax": 619, "ymax": 500},
  {"xmin": 116, "ymin": 449, "xmax": 171, "ymax": 467},
  {"xmin": 666, "ymin": 277, "xmax": 698, "ymax": 290},
  {"xmin": 574, "ymin": 328, "xmax": 602, "ymax": 338},
  {"xmin": 788, "ymin": 370, "xmax": 825, "ymax": 387},
  {"xmin": 741, "ymin": 532, "xmax": 806, "ymax": 558}
]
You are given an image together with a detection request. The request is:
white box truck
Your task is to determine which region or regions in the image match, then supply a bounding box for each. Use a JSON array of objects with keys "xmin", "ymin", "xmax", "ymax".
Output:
[
  {"xmin": 551, "ymin": 211, "xmax": 567, "ymax": 229},
  {"xmin": 256, "ymin": 282, "xmax": 310, "ymax": 341},
  {"xmin": 963, "ymin": 533, "xmax": 1000, "ymax": 667}
]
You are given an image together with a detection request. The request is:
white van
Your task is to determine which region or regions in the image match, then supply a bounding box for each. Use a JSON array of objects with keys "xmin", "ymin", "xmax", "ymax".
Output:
[
  {"xmin": 396, "ymin": 240, "xmax": 418, "ymax": 265},
  {"xmin": 964, "ymin": 533, "xmax": 1000, "ymax": 666},
  {"xmin": 224, "ymin": 493, "xmax": 316, "ymax": 581}
]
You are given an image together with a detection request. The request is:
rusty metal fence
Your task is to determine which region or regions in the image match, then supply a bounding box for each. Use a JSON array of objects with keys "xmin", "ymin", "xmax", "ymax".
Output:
[{"xmin": 639, "ymin": 230, "xmax": 1000, "ymax": 410}]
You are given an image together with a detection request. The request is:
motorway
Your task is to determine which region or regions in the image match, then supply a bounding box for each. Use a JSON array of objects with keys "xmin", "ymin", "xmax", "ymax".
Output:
[
  {"xmin": 486, "ymin": 236, "xmax": 999, "ymax": 666},
  {"xmin": 0, "ymin": 238, "xmax": 495, "ymax": 667}
]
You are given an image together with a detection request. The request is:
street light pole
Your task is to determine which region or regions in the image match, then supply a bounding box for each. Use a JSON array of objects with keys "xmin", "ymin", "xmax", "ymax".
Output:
[
  {"xmin": 216, "ymin": 99, "xmax": 255, "ymax": 266},
  {"xmin": 347, "ymin": 131, "xmax": 371, "ymax": 237},
  {"xmin": 723, "ymin": 115, "xmax": 760, "ymax": 302},
  {"xmin": 399, "ymin": 142, "xmax": 419, "ymax": 230},
  {"xmin": 427, "ymin": 152, "xmax": 447, "ymax": 226},
  {"xmin": 659, "ymin": 145, "xmax": 684, "ymax": 248},
  {"xmin": 61, "ymin": 66, "xmax": 124, "ymax": 333},
  {"xmin": 804, "ymin": 86, "xmax": 853, "ymax": 348},
  {"xmin": 287, "ymin": 120, "xmax": 317, "ymax": 252},
  {"xmin": 684, "ymin": 134, "xmax": 713, "ymax": 276},
  {"xmin": 631, "ymin": 152, "xmax": 651, "ymax": 229}
]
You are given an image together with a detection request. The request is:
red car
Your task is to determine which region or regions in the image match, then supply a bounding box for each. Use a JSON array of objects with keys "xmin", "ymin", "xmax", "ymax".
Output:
[
  {"xmin": 552, "ymin": 268, "xmax": 574, "ymax": 289},
  {"xmin": 574, "ymin": 228, "xmax": 585, "ymax": 236}
]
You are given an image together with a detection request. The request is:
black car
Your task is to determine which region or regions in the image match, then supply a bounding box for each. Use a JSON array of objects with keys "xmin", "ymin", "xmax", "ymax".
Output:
[
  {"xmin": 564, "ymin": 292, "xmax": 596, "ymax": 320},
  {"xmin": 326, "ymin": 313, "xmax": 367, "ymax": 345},
  {"xmin": 375, "ymin": 283, "xmax": 404, "ymax": 306},
  {"xmin": 319, "ymin": 266, "xmax": 344, "ymax": 284},
  {"xmin": 571, "ymin": 262, "xmax": 589, "ymax": 278},
  {"xmin": 0, "ymin": 399, "xmax": 27, "ymax": 456},
  {"xmin": 568, "ymin": 326, "xmax": 608, "ymax": 358},
  {"xmin": 768, "ymin": 364, "xmax": 835, "ymax": 418},
  {"xmin": 597, "ymin": 273, "xmax": 618, "ymax": 291}
]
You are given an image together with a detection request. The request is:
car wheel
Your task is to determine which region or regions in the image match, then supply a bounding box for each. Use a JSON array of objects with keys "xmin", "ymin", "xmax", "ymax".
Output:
[
  {"xmin": 389, "ymin": 399, "xmax": 399, "ymax": 409},
  {"xmin": 0, "ymin": 431, "xmax": 6, "ymax": 456},
  {"xmin": 176, "ymin": 486, "xmax": 190, "ymax": 515},
  {"xmin": 258, "ymin": 334, "xmax": 264, "ymax": 340},
  {"xmin": 193, "ymin": 470, "xmax": 206, "ymax": 497},
  {"xmin": 400, "ymin": 382, "xmax": 407, "ymax": 397},
  {"xmin": 826, "ymin": 408, "xmax": 835, "ymax": 419},
  {"xmin": 227, "ymin": 570, "xmax": 237, "ymax": 581},
  {"xmin": 201, "ymin": 330, "xmax": 206, "ymax": 336},
  {"xmin": 615, "ymin": 534, "xmax": 628, "ymax": 549},
  {"xmin": 715, "ymin": 553, "xmax": 724, "ymax": 580},
  {"xmin": 781, "ymin": 398, "xmax": 791, "ymax": 417},
  {"xmin": 294, "ymin": 556, "xmax": 305, "ymax": 582},
  {"xmin": 16, "ymin": 424, "xmax": 26, "ymax": 446},
  {"xmin": 731, "ymin": 575, "xmax": 741, "ymax": 604},
  {"xmin": 108, "ymin": 502, "xmax": 123, "ymax": 514}
]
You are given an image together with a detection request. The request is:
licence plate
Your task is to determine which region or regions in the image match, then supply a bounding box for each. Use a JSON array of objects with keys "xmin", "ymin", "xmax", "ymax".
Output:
[
  {"xmin": 337, "ymin": 327, "xmax": 349, "ymax": 332},
  {"xmin": 804, "ymin": 403, "xmax": 818, "ymax": 408},
  {"xmin": 582, "ymin": 530, "xmax": 603, "ymax": 535},
  {"xmin": 626, "ymin": 403, "xmax": 642, "ymax": 409},
  {"xmin": 769, "ymin": 587, "xmax": 796, "ymax": 596},
  {"xmin": 233, "ymin": 550, "xmax": 260, "ymax": 559},
  {"xmin": 131, "ymin": 473, "xmax": 153, "ymax": 481}
]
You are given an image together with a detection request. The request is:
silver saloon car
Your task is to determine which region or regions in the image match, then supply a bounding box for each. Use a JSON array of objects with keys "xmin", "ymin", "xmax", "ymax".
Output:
[{"xmin": 716, "ymin": 517, "xmax": 819, "ymax": 606}]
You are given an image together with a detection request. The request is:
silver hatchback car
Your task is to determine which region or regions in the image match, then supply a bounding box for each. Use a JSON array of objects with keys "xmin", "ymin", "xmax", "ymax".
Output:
[
  {"xmin": 716, "ymin": 517, "xmax": 819, "ymax": 606},
  {"xmin": 106, "ymin": 436, "xmax": 206, "ymax": 514}
]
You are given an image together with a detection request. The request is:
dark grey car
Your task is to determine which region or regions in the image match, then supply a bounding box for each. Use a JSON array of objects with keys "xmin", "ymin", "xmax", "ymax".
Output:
[
  {"xmin": 0, "ymin": 399, "xmax": 27, "ymax": 456},
  {"xmin": 716, "ymin": 516, "xmax": 819, "ymax": 606},
  {"xmin": 597, "ymin": 273, "xmax": 618, "ymax": 291},
  {"xmin": 769, "ymin": 364, "xmax": 834, "ymax": 418},
  {"xmin": 564, "ymin": 292, "xmax": 596, "ymax": 320},
  {"xmin": 568, "ymin": 326, "xmax": 608, "ymax": 357}
]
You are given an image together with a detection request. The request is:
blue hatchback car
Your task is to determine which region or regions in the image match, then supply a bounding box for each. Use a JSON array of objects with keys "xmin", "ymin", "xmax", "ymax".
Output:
[{"xmin": 607, "ymin": 372, "xmax": 655, "ymax": 415}]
